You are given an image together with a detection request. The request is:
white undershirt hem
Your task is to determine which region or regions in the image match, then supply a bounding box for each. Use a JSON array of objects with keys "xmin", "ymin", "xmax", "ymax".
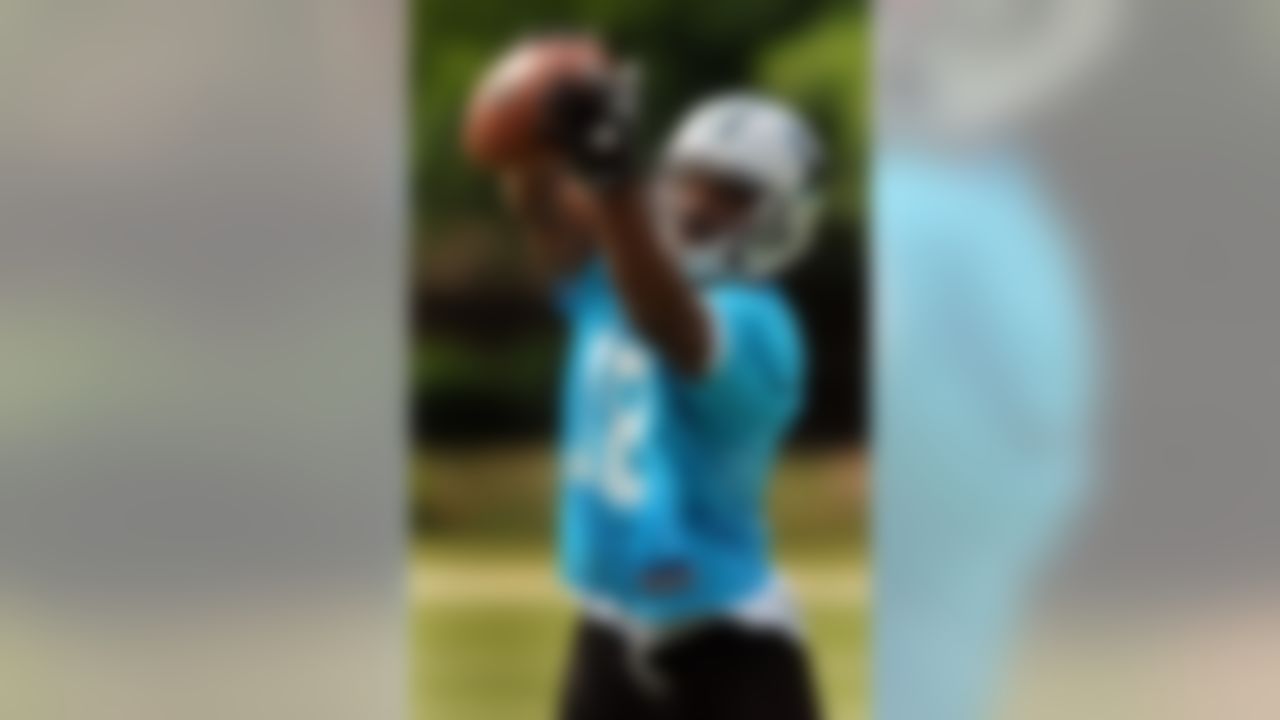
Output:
[{"xmin": 576, "ymin": 574, "xmax": 805, "ymax": 651}]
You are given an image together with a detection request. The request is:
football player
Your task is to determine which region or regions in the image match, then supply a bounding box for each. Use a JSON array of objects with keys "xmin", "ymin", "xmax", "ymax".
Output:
[{"xmin": 498, "ymin": 52, "xmax": 826, "ymax": 720}]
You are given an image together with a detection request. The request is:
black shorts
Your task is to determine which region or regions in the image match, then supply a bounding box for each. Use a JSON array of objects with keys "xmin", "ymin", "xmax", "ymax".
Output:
[{"xmin": 559, "ymin": 616, "xmax": 823, "ymax": 720}]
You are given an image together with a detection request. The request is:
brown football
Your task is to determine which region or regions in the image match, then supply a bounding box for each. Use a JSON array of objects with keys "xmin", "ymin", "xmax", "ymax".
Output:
[{"xmin": 463, "ymin": 36, "xmax": 610, "ymax": 171}]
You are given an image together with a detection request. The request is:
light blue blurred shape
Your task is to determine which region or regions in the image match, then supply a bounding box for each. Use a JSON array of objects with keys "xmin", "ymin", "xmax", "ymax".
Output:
[{"xmin": 874, "ymin": 143, "xmax": 1099, "ymax": 719}]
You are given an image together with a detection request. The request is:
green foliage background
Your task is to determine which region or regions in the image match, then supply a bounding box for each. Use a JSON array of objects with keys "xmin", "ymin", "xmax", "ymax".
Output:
[{"xmin": 413, "ymin": 0, "xmax": 867, "ymax": 232}]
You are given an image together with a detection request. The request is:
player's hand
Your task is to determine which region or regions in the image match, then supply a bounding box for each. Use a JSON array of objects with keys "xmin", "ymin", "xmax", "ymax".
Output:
[{"xmin": 541, "ymin": 62, "xmax": 640, "ymax": 191}]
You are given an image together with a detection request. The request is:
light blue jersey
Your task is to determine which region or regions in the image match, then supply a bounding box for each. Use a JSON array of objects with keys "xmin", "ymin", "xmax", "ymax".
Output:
[
  {"xmin": 875, "ymin": 145, "xmax": 1098, "ymax": 720},
  {"xmin": 556, "ymin": 262, "xmax": 805, "ymax": 626}
]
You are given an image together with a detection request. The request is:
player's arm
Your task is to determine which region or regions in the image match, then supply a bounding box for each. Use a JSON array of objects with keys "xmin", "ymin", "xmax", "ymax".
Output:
[
  {"xmin": 578, "ymin": 184, "xmax": 713, "ymax": 375},
  {"xmin": 499, "ymin": 164, "xmax": 594, "ymax": 283},
  {"xmin": 544, "ymin": 72, "xmax": 714, "ymax": 376}
]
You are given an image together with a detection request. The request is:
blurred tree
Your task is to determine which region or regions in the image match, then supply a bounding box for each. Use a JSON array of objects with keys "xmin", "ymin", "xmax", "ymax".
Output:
[
  {"xmin": 758, "ymin": 5, "xmax": 869, "ymax": 231},
  {"xmin": 412, "ymin": 0, "xmax": 865, "ymax": 231}
]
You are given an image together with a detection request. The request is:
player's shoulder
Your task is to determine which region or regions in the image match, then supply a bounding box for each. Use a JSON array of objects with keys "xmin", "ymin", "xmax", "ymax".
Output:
[
  {"xmin": 705, "ymin": 278, "xmax": 795, "ymax": 321},
  {"xmin": 703, "ymin": 280, "xmax": 805, "ymax": 364}
]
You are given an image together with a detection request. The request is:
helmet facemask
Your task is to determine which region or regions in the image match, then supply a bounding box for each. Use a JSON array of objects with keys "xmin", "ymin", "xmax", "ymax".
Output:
[
  {"xmin": 655, "ymin": 167, "xmax": 821, "ymax": 281},
  {"xmin": 655, "ymin": 164, "xmax": 765, "ymax": 280}
]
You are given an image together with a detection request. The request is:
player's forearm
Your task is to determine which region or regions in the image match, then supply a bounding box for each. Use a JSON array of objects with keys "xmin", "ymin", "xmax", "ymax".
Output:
[
  {"xmin": 589, "ymin": 185, "xmax": 713, "ymax": 375},
  {"xmin": 502, "ymin": 169, "xmax": 592, "ymax": 281}
]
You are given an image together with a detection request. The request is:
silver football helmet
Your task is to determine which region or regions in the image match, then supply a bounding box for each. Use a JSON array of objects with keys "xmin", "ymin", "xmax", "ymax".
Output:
[{"xmin": 656, "ymin": 93, "xmax": 824, "ymax": 279}]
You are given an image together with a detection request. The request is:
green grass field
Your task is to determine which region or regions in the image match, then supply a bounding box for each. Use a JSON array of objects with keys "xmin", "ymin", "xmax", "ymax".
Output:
[{"xmin": 414, "ymin": 446, "xmax": 867, "ymax": 720}]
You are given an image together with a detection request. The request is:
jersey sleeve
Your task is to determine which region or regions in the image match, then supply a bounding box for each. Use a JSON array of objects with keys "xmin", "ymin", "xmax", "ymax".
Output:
[
  {"xmin": 673, "ymin": 285, "xmax": 806, "ymax": 435},
  {"xmin": 553, "ymin": 258, "xmax": 608, "ymax": 317}
]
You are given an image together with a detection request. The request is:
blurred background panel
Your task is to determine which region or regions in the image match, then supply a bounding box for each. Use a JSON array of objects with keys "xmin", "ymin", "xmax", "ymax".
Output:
[
  {"xmin": 411, "ymin": 1, "xmax": 868, "ymax": 718},
  {"xmin": 874, "ymin": 1, "xmax": 1280, "ymax": 717},
  {"xmin": 0, "ymin": 2, "xmax": 404, "ymax": 718}
]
